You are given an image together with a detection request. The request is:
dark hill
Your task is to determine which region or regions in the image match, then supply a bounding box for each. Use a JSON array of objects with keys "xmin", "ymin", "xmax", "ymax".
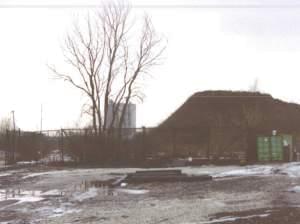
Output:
[
  {"xmin": 153, "ymin": 91, "xmax": 300, "ymax": 161},
  {"xmin": 160, "ymin": 90, "xmax": 300, "ymax": 132}
]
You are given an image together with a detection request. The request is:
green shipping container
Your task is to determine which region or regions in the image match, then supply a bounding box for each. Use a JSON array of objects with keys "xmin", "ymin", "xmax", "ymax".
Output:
[
  {"xmin": 270, "ymin": 136, "xmax": 283, "ymax": 161},
  {"xmin": 257, "ymin": 137, "xmax": 271, "ymax": 161},
  {"xmin": 257, "ymin": 136, "xmax": 285, "ymax": 162}
]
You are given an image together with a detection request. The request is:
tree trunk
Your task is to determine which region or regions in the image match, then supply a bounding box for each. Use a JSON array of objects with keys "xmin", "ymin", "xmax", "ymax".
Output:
[{"xmin": 91, "ymin": 97, "xmax": 98, "ymax": 136}]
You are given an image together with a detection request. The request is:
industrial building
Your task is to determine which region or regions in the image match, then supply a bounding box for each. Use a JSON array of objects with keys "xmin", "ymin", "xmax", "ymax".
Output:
[{"xmin": 106, "ymin": 100, "xmax": 136, "ymax": 138}]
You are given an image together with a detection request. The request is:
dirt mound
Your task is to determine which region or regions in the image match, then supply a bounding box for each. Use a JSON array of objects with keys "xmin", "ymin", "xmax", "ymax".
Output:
[
  {"xmin": 160, "ymin": 90, "xmax": 300, "ymax": 132},
  {"xmin": 155, "ymin": 91, "xmax": 300, "ymax": 158}
]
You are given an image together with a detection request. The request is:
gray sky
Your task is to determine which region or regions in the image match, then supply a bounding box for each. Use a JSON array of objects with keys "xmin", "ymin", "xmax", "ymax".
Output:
[{"xmin": 1, "ymin": 0, "xmax": 300, "ymax": 130}]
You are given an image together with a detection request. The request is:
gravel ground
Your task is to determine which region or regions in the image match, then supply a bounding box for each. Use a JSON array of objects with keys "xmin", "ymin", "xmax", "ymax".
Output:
[{"xmin": 0, "ymin": 164, "xmax": 300, "ymax": 223}]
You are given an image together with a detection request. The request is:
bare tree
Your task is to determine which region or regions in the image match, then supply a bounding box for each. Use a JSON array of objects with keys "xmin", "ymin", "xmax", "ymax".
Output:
[
  {"xmin": 0, "ymin": 116, "xmax": 13, "ymax": 157},
  {"xmin": 0, "ymin": 117, "xmax": 12, "ymax": 134},
  {"xmin": 50, "ymin": 14, "xmax": 105, "ymax": 135},
  {"xmin": 49, "ymin": 2, "xmax": 165, "ymax": 137}
]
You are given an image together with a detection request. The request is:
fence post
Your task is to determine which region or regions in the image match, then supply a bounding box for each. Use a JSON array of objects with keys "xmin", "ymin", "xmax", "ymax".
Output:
[
  {"xmin": 142, "ymin": 126, "xmax": 146, "ymax": 161},
  {"xmin": 207, "ymin": 127, "xmax": 210, "ymax": 162},
  {"xmin": 84, "ymin": 129, "xmax": 88, "ymax": 163},
  {"xmin": 208, "ymin": 126, "xmax": 213, "ymax": 164},
  {"xmin": 11, "ymin": 129, "xmax": 15, "ymax": 164},
  {"xmin": 5, "ymin": 129, "xmax": 9, "ymax": 166},
  {"xmin": 172, "ymin": 128, "xmax": 177, "ymax": 158},
  {"xmin": 16, "ymin": 128, "xmax": 21, "ymax": 162},
  {"xmin": 10, "ymin": 129, "xmax": 17, "ymax": 164},
  {"xmin": 60, "ymin": 129, "xmax": 64, "ymax": 164}
]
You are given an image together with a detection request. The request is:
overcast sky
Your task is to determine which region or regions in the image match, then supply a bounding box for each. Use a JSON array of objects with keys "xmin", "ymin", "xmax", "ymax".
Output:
[{"xmin": 1, "ymin": 0, "xmax": 300, "ymax": 130}]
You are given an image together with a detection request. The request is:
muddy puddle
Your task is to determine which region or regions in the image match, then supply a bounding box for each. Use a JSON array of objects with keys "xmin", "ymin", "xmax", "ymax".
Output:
[
  {"xmin": 75, "ymin": 180, "xmax": 149, "ymax": 196},
  {"xmin": 0, "ymin": 179, "xmax": 148, "ymax": 206}
]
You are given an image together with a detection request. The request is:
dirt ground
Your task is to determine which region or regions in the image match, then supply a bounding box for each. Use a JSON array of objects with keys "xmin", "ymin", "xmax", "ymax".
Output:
[{"xmin": 1, "ymin": 164, "xmax": 300, "ymax": 224}]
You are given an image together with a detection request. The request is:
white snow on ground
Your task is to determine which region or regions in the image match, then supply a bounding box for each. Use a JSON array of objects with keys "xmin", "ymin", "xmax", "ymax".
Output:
[
  {"xmin": 18, "ymin": 163, "xmax": 300, "ymax": 185},
  {"xmin": 41, "ymin": 189, "xmax": 63, "ymax": 196},
  {"xmin": 36, "ymin": 204, "xmax": 81, "ymax": 218},
  {"xmin": 16, "ymin": 195, "xmax": 44, "ymax": 204},
  {"xmin": 279, "ymin": 162, "xmax": 300, "ymax": 177},
  {"xmin": 182, "ymin": 165, "xmax": 274, "ymax": 178},
  {"xmin": 0, "ymin": 170, "xmax": 17, "ymax": 178},
  {"xmin": 21, "ymin": 166, "xmax": 254, "ymax": 180},
  {"xmin": 17, "ymin": 161, "xmax": 38, "ymax": 165},
  {"xmin": 1, "ymin": 164, "xmax": 283, "ymax": 223},
  {"xmin": 0, "ymin": 173, "xmax": 11, "ymax": 177},
  {"xmin": 72, "ymin": 187, "xmax": 98, "ymax": 202},
  {"xmin": 181, "ymin": 166, "xmax": 238, "ymax": 176},
  {"xmin": 49, "ymin": 207, "xmax": 82, "ymax": 218},
  {"xmin": 0, "ymin": 189, "xmax": 44, "ymax": 203},
  {"xmin": 22, "ymin": 170, "xmax": 72, "ymax": 179},
  {"xmin": 183, "ymin": 163, "xmax": 300, "ymax": 178},
  {"xmin": 288, "ymin": 186, "xmax": 300, "ymax": 193},
  {"xmin": 120, "ymin": 182, "xmax": 128, "ymax": 187},
  {"xmin": 22, "ymin": 168, "xmax": 141, "ymax": 179},
  {"xmin": 116, "ymin": 188, "xmax": 149, "ymax": 195},
  {"xmin": 199, "ymin": 213, "xmax": 270, "ymax": 224},
  {"xmin": 212, "ymin": 165, "xmax": 275, "ymax": 178}
]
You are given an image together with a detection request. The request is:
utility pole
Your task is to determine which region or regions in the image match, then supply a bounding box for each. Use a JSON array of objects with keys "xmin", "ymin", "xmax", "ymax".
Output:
[
  {"xmin": 40, "ymin": 104, "xmax": 43, "ymax": 133},
  {"xmin": 11, "ymin": 110, "xmax": 16, "ymax": 163},
  {"xmin": 39, "ymin": 104, "xmax": 43, "ymax": 161}
]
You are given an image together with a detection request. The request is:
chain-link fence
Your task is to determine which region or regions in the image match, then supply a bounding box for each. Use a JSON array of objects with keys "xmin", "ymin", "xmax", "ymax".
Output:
[{"xmin": 2, "ymin": 126, "xmax": 248, "ymax": 166}]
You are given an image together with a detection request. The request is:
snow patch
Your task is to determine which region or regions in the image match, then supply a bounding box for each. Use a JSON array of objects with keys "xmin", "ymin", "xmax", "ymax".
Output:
[
  {"xmin": 21, "ymin": 168, "xmax": 135, "ymax": 180},
  {"xmin": 22, "ymin": 170, "xmax": 70, "ymax": 179},
  {"xmin": 16, "ymin": 195, "xmax": 44, "ymax": 204},
  {"xmin": 116, "ymin": 188, "xmax": 149, "ymax": 195},
  {"xmin": 72, "ymin": 187, "xmax": 98, "ymax": 202},
  {"xmin": 183, "ymin": 163, "xmax": 300, "ymax": 179},
  {"xmin": 120, "ymin": 182, "xmax": 128, "ymax": 187},
  {"xmin": 201, "ymin": 214, "xmax": 270, "ymax": 223},
  {"xmin": 213, "ymin": 166, "xmax": 274, "ymax": 178},
  {"xmin": 0, "ymin": 189, "xmax": 44, "ymax": 204},
  {"xmin": 41, "ymin": 189, "xmax": 63, "ymax": 196},
  {"xmin": 288, "ymin": 186, "xmax": 300, "ymax": 193},
  {"xmin": 50, "ymin": 208, "xmax": 81, "ymax": 218},
  {"xmin": 0, "ymin": 173, "xmax": 11, "ymax": 177},
  {"xmin": 280, "ymin": 163, "xmax": 300, "ymax": 177},
  {"xmin": 17, "ymin": 161, "xmax": 37, "ymax": 165}
]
